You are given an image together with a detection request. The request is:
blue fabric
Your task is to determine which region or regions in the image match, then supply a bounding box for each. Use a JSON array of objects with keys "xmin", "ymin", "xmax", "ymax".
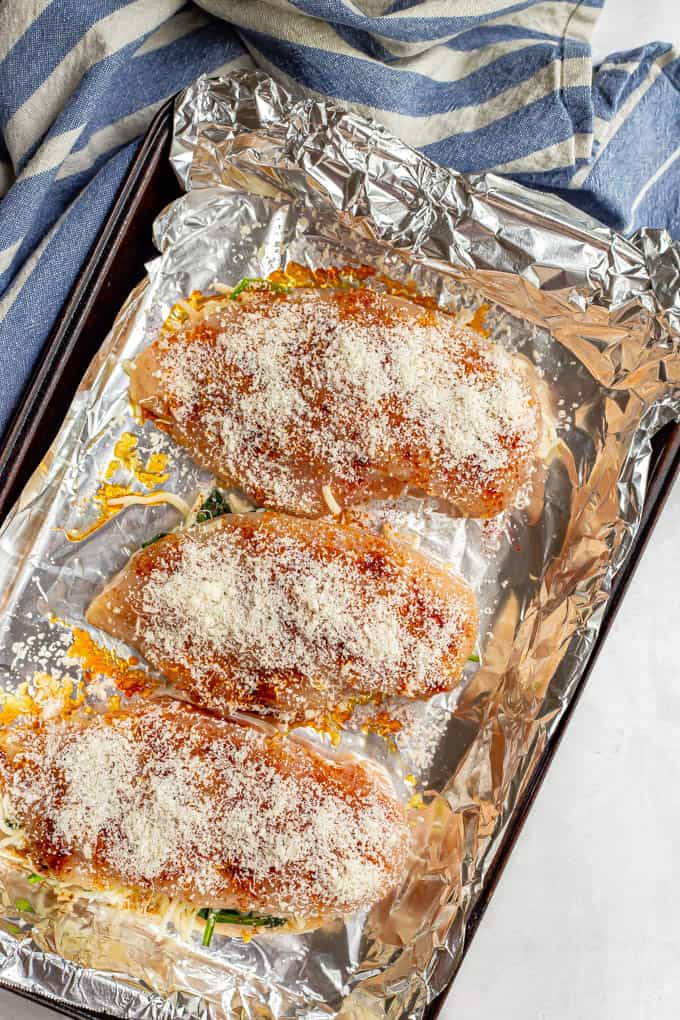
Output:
[{"xmin": 0, "ymin": 0, "xmax": 677, "ymax": 438}]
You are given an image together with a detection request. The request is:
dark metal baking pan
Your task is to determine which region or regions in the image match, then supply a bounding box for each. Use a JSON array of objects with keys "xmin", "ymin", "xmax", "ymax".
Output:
[
  {"xmin": 0, "ymin": 98, "xmax": 678, "ymax": 1020},
  {"xmin": 0, "ymin": 100, "xmax": 177, "ymax": 523}
]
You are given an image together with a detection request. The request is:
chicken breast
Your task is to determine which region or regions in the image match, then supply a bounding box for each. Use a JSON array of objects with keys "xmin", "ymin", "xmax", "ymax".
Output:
[
  {"xmin": 128, "ymin": 285, "xmax": 539, "ymax": 518},
  {"xmin": 86, "ymin": 511, "xmax": 478, "ymax": 722},
  {"xmin": 0, "ymin": 700, "xmax": 410, "ymax": 925}
]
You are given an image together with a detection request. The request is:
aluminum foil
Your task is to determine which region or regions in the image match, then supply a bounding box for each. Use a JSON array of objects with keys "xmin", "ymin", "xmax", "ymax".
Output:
[{"xmin": 1, "ymin": 69, "xmax": 680, "ymax": 1019}]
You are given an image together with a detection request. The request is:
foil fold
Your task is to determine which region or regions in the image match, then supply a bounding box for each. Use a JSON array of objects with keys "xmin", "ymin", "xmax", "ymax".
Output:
[{"xmin": 0, "ymin": 69, "xmax": 679, "ymax": 1020}]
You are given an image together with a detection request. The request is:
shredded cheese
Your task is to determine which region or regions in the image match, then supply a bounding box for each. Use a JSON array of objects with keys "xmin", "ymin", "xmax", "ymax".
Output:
[
  {"xmin": 176, "ymin": 298, "xmax": 202, "ymax": 324},
  {"xmin": 106, "ymin": 490, "xmax": 192, "ymax": 518},
  {"xmin": 321, "ymin": 484, "xmax": 342, "ymax": 516}
]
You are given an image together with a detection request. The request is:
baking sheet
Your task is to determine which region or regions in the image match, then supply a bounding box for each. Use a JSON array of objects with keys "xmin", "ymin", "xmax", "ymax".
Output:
[{"xmin": 0, "ymin": 70, "xmax": 679, "ymax": 1019}]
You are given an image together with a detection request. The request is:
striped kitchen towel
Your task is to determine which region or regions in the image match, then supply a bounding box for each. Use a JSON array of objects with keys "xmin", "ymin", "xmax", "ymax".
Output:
[{"xmin": 0, "ymin": 0, "xmax": 678, "ymax": 438}]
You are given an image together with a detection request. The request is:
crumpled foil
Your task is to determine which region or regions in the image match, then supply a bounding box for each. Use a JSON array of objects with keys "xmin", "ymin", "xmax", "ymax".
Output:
[{"xmin": 1, "ymin": 70, "xmax": 680, "ymax": 1019}]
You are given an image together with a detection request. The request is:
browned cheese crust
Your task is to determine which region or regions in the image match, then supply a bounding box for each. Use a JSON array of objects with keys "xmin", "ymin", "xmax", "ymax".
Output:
[
  {"xmin": 129, "ymin": 287, "xmax": 540, "ymax": 517},
  {"xmin": 0, "ymin": 700, "xmax": 410, "ymax": 919},
  {"xmin": 86, "ymin": 512, "xmax": 478, "ymax": 722}
]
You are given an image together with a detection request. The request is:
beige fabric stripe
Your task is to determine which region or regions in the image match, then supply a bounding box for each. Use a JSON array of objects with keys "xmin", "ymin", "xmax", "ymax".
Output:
[
  {"xmin": 5, "ymin": 0, "xmax": 185, "ymax": 165},
  {"xmin": 134, "ymin": 7, "xmax": 213, "ymax": 57},
  {"xmin": 20, "ymin": 127, "xmax": 85, "ymax": 181},
  {"xmin": 56, "ymin": 104, "xmax": 166, "ymax": 180},
  {"xmin": 0, "ymin": 0, "xmax": 53, "ymax": 63},
  {"xmin": 491, "ymin": 132, "xmax": 591, "ymax": 174},
  {"xmin": 0, "ymin": 240, "xmax": 22, "ymax": 277}
]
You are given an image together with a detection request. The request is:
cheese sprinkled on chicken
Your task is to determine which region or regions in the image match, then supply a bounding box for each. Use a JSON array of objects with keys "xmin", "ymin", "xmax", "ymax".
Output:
[
  {"xmin": 86, "ymin": 512, "xmax": 478, "ymax": 721},
  {"xmin": 0, "ymin": 701, "xmax": 410, "ymax": 919},
  {"xmin": 129, "ymin": 287, "xmax": 539, "ymax": 517}
]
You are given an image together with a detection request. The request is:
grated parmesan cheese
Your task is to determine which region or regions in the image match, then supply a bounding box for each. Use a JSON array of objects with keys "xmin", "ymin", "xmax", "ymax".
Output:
[
  {"xmin": 0, "ymin": 701, "xmax": 410, "ymax": 919},
  {"xmin": 86, "ymin": 513, "xmax": 478, "ymax": 720},
  {"xmin": 129, "ymin": 287, "xmax": 540, "ymax": 516}
]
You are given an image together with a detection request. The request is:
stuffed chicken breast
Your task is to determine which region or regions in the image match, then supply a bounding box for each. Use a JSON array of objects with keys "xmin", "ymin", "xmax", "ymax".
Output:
[
  {"xmin": 0, "ymin": 700, "xmax": 410, "ymax": 931},
  {"xmin": 128, "ymin": 284, "xmax": 539, "ymax": 518},
  {"xmin": 86, "ymin": 510, "xmax": 478, "ymax": 722}
]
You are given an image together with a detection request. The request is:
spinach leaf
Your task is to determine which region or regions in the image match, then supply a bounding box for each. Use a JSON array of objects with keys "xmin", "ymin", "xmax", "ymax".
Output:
[
  {"xmin": 195, "ymin": 489, "xmax": 232, "ymax": 524},
  {"xmin": 141, "ymin": 531, "xmax": 169, "ymax": 549},
  {"xmin": 229, "ymin": 277, "xmax": 289, "ymax": 300},
  {"xmin": 198, "ymin": 907, "xmax": 285, "ymax": 931}
]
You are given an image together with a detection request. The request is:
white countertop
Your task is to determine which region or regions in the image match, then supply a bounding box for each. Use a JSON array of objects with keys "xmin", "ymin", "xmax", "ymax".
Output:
[
  {"xmin": 3, "ymin": 2, "xmax": 679, "ymax": 1018},
  {"xmin": 446, "ymin": 476, "xmax": 680, "ymax": 1020}
]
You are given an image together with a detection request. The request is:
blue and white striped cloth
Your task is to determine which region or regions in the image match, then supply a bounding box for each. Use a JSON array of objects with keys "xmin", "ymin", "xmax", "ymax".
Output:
[{"xmin": 0, "ymin": 1, "xmax": 678, "ymax": 438}]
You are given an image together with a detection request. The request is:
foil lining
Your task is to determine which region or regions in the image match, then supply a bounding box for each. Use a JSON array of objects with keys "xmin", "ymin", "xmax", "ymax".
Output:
[{"xmin": 1, "ymin": 69, "xmax": 680, "ymax": 1019}]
